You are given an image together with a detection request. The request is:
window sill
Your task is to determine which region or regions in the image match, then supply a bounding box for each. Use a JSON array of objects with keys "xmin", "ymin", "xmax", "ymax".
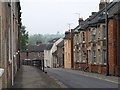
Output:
[
  {"xmin": 80, "ymin": 61, "xmax": 86, "ymax": 64},
  {"xmin": 103, "ymin": 63, "xmax": 107, "ymax": 65},
  {"xmin": 0, "ymin": 68, "xmax": 4, "ymax": 77},
  {"xmin": 94, "ymin": 62, "xmax": 96, "ymax": 64}
]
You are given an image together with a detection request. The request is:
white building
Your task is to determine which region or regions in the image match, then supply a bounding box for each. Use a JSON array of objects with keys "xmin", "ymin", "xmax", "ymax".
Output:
[
  {"xmin": 44, "ymin": 38, "xmax": 63, "ymax": 68},
  {"xmin": 44, "ymin": 44, "xmax": 53, "ymax": 68}
]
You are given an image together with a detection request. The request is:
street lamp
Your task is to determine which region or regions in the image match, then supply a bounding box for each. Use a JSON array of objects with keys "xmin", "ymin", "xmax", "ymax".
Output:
[
  {"xmin": 42, "ymin": 53, "xmax": 44, "ymax": 72},
  {"xmin": 26, "ymin": 49, "xmax": 29, "ymax": 65}
]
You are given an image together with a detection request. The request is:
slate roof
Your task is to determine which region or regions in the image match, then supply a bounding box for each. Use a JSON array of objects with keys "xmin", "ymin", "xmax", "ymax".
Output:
[
  {"xmin": 48, "ymin": 38, "xmax": 60, "ymax": 43},
  {"xmin": 27, "ymin": 44, "xmax": 47, "ymax": 52},
  {"xmin": 74, "ymin": 25, "xmax": 80, "ymax": 33},
  {"xmin": 89, "ymin": 1, "xmax": 119, "ymax": 24},
  {"xmin": 52, "ymin": 50, "xmax": 57, "ymax": 56},
  {"xmin": 45, "ymin": 44, "xmax": 53, "ymax": 50},
  {"xmin": 63, "ymin": 31, "xmax": 71, "ymax": 39},
  {"xmin": 76, "ymin": 1, "xmax": 120, "ymax": 30},
  {"xmin": 57, "ymin": 40, "xmax": 64, "ymax": 47}
]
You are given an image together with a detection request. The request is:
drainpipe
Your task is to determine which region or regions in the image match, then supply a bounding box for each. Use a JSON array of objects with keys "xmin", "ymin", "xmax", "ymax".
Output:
[
  {"xmin": 0, "ymin": 5, "xmax": 3, "ymax": 89},
  {"xmin": 0, "ymin": 8, "xmax": 2, "ymax": 68},
  {"xmin": 71, "ymin": 29, "xmax": 74, "ymax": 69},
  {"xmin": 11, "ymin": 1, "xmax": 14, "ymax": 86},
  {"xmin": 18, "ymin": 19, "xmax": 20, "ymax": 70},
  {"xmin": 105, "ymin": 1, "xmax": 109, "ymax": 76}
]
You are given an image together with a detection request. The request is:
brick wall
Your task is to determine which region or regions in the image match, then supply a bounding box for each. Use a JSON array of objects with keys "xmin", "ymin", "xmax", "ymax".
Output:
[
  {"xmin": 20, "ymin": 52, "xmax": 26, "ymax": 60},
  {"xmin": 108, "ymin": 19, "xmax": 117, "ymax": 75},
  {"xmin": 116, "ymin": 14, "xmax": 120, "ymax": 76},
  {"xmin": 89, "ymin": 64, "xmax": 98, "ymax": 73},
  {"xmin": 57, "ymin": 47, "xmax": 64, "ymax": 67},
  {"xmin": 0, "ymin": 2, "xmax": 21, "ymax": 88},
  {"xmin": 64, "ymin": 39, "xmax": 72, "ymax": 69},
  {"xmin": 20, "ymin": 52, "xmax": 37, "ymax": 60}
]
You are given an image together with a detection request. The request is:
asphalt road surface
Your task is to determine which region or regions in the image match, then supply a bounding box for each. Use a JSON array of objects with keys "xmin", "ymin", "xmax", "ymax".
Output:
[{"xmin": 45, "ymin": 68, "xmax": 118, "ymax": 88}]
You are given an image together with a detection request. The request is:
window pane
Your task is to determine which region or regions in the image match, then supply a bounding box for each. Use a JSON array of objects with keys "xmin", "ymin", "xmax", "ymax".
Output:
[
  {"xmin": 93, "ymin": 50, "xmax": 96, "ymax": 63},
  {"xmin": 103, "ymin": 25, "xmax": 106, "ymax": 38},
  {"xmin": 104, "ymin": 50, "xmax": 107, "ymax": 64}
]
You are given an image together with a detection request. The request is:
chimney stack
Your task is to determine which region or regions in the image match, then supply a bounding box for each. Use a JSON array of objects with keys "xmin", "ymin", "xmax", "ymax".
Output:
[
  {"xmin": 65, "ymin": 31, "xmax": 70, "ymax": 35},
  {"xmin": 78, "ymin": 18, "xmax": 83, "ymax": 25},
  {"xmin": 36, "ymin": 41, "xmax": 42, "ymax": 46},
  {"xmin": 99, "ymin": 0, "xmax": 110, "ymax": 10},
  {"xmin": 92, "ymin": 12, "xmax": 97, "ymax": 15}
]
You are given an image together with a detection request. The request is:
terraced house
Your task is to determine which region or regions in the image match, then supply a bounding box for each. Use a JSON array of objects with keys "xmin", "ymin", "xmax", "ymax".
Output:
[
  {"xmin": 66, "ymin": 0, "xmax": 120, "ymax": 76},
  {"xmin": 73, "ymin": 18, "xmax": 89, "ymax": 69},
  {"xmin": 64, "ymin": 30, "xmax": 74, "ymax": 69},
  {"xmin": 86, "ymin": 0, "xmax": 120, "ymax": 76},
  {"xmin": 0, "ymin": 1, "xmax": 21, "ymax": 89}
]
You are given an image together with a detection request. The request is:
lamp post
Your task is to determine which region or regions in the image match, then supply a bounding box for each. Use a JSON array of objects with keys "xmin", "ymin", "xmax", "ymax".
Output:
[
  {"xmin": 105, "ymin": 0, "xmax": 109, "ymax": 76},
  {"xmin": 26, "ymin": 49, "xmax": 28, "ymax": 65},
  {"xmin": 42, "ymin": 53, "xmax": 44, "ymax": 72}
]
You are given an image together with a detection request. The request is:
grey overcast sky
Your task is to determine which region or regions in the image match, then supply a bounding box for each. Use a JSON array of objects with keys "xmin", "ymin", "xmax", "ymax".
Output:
[{"xmin": 20, "ymin": 0, "xmax": 104, "ymax": 35}]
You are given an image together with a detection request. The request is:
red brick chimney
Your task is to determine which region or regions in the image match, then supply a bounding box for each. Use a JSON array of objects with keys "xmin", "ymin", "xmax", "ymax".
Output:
[{"xmin": 78, "ymin": 18, "xmax": 83, "ymax": 25}]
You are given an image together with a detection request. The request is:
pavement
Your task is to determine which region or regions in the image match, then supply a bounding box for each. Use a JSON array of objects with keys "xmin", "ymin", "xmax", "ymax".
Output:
[
  {"xmin": 11, "ymin": 65, "xmax": 62, "ymax": 88},
  {"xmin": 61, "ymin": 68, "xmax": 119, "ymax": 84}
]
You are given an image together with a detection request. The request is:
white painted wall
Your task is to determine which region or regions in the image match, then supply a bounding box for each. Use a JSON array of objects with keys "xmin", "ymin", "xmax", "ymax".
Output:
[
  {"xmin": 44, "ymin": 50, "xmax": 51, "ymax": 67},
  {"xmin": 50, "ymin": 38, "xmax": 63, "ymax": 67},
  {"xmin": 44, "ymin": 38, "xmax": 63, "ymax": 68},
  {"xmin": 0, "ymin": 68, "xmax": 4, "ymax": 90}
]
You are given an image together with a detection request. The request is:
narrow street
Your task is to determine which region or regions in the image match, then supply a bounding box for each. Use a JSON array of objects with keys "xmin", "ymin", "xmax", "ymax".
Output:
[
  {"xmin": 0, "ymin": 1, "xmax": 120, "ymax": 89},
  {"xmin": 12, "ymin": 65, "xmax": 61, "ymax": 88},
  {"xmin": 45, "ymin": 68, "xmax": 119, "ymax": 88}
]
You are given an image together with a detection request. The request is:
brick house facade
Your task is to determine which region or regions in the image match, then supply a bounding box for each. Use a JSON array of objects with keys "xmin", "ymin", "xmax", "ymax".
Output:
[
  {"xmin": 64, "ymin": 30, "xmax": 74, "ymax": 69},
  {"xmin": 20, "ymin": 43, "xmax": 47, "ymax": 68},
  {"xmin": 64, "ymin": 31, "xmax": 71, "ymax": 69},
  {"xmin": 57, "ymin": 40, "xmax": 64, "ymax": 67},
  {"xmin": 44, "ymin": 44, "xmax": 53, "ymax": 68},
  {"xmin": 71, "ymin": 1, "xmax": 120, "ymax": 76},
  {"xmin": 51, "ymin": 38, "xmax": 63, "ymax": 68},
  {"xmin": 116, "ymin": 13, "xmax": 120, "ymax": 76},
  {"xmin": 0, "ymin": 1, "xmax": 21, "ymax": 89}
]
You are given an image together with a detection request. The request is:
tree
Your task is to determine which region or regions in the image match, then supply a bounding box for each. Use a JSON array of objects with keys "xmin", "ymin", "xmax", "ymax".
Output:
[
  {"xmin": 20, "ymin": 25, "xmax": 29, "ymax": 52},
  {"xmin": 28, "ymin": 33, "xmax": 64, "ymax": 45}
]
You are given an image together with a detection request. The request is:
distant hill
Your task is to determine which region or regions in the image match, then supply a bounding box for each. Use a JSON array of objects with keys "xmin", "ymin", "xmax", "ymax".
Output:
[{"xmin": 28, "ymin": 33, "xmax": 64, "ymax": 45}]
